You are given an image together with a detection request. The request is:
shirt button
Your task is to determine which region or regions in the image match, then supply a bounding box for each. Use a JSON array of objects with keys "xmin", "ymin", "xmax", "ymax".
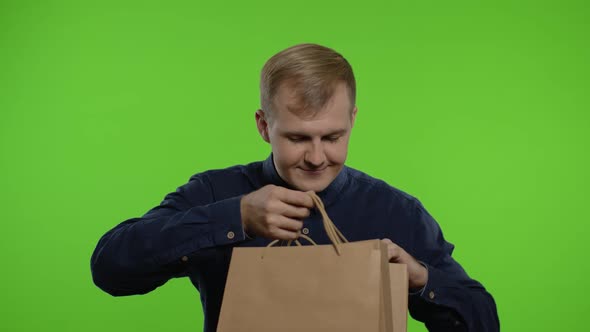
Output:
[
  {"xmin": 227, "ymin": 231, "xmax": 235, "ymax": 239},
  {"xmin": 428, "ymin": 291, "xmax": 435, "ymax": 300},
  {"xmin": 302, "ymin": 228, "xmax": 309, "ymax": 235},
  {"xmin": 181, "ymin": 256, "xmax": 188, "ymax": 262}
]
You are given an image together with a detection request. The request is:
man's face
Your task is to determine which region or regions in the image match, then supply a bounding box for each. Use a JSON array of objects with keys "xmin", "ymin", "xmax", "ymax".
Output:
[{"xmin": 256, "ymin": 82, "xmax": 357, "ymax": 192}]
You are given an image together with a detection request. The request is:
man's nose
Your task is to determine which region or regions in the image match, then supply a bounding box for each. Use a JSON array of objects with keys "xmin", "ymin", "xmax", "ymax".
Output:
[{"xmin": 304, "ymin": 141, "xmax": 326, "ymax": 167}]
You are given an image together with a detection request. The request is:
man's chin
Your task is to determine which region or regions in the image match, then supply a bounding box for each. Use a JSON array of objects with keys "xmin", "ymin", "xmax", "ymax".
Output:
[{"xmin": 289, "ymin": 178, "xmax": 331, "ymax": 193}]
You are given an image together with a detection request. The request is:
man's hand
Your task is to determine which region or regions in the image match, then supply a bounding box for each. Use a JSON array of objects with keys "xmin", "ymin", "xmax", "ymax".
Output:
[
  {"xmin": 381, "ymin": 238, "xmax": 428, "ymax": 290},
  {"xmin": 241, "ymin": 185, "xmax": 314, "ymax": 240}
]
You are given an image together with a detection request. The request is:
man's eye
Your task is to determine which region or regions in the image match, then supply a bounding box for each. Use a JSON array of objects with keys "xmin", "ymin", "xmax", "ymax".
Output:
[
  {"xmin": 288, "ymin": 137, "xmax": 305, "ymax": 143},
  {"xmin": 325, "ymin": 136, "xmax": 340, "ymax": 143}
]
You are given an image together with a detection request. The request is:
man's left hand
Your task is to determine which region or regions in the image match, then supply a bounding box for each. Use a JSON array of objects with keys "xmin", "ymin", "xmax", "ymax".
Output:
[{"xmin": 381, "ymin": 238, "xmax": 428, "ymax": 290}]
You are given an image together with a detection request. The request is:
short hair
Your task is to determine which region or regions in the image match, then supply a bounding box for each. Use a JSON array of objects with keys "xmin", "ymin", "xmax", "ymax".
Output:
[{"xmin": 260, "ymin": 43, "xmax": 356, "ymax": 120}]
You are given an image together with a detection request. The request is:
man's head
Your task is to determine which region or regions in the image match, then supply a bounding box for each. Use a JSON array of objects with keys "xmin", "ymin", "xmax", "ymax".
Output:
[{"xmin": 256, "ymin": 43, "xmax": 358, "ymax": 192}]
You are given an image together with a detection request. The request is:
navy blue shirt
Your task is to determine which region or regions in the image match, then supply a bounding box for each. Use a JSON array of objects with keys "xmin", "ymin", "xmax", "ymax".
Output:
[{"xmin": 91, "ymin": 155, "xmax": 499, "ymax": 331}]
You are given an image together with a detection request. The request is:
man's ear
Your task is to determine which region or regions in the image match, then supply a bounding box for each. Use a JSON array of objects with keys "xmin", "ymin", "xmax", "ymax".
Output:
[
  {"xmin": 351, "ymin": 106, "xmax": 358, "ymax": 128},
  {"xmin": 255, "ymin": 109, "xmax": 270, "ymax": 143}
]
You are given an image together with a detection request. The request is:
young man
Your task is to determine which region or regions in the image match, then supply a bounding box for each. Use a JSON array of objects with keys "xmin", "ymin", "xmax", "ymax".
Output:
[{"xmin": 91, "ymin": 43, "xmax": 499, "ymax": 331}]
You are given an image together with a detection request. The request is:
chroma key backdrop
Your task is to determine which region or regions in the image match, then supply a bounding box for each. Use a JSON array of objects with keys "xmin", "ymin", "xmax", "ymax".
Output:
[{"xmin": 1, "ymin": 1, "xmax": 588, "ymax": 331}]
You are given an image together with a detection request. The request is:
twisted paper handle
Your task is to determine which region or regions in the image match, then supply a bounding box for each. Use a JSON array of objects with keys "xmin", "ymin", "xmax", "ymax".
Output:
[{"xmin": 266, "ymin": 191, "xmax": 348, "ymax": 255}]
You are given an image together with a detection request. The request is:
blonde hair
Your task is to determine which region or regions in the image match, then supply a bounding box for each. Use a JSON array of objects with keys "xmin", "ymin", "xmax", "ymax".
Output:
[{"xmin": 260, "ymin": 43, "xmax": 356, "ymax": 120}]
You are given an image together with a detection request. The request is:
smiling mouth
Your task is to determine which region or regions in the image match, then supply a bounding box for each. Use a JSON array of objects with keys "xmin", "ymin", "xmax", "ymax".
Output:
[{"xmin": 300, "ymin": 167, "xmax": 327, "ymax": 173}]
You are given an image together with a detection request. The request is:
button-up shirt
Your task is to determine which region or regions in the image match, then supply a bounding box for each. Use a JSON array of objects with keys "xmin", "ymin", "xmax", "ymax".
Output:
[{"xmin": 91, "ymin": 154, "xmax": 499, "ymax": 331}]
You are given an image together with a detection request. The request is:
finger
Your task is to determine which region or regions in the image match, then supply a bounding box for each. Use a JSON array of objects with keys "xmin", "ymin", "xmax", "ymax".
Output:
[
  {"xmin": 381, "ymin": 238, "xmax": 394, "ymax": 245},
  {"xmin": 277, "ymin": 187, "xmax": 315, "ymax": 208},
  {"xmin": 279, "ymin": 201, "xmax": 311, "ymax": 219},
  {"xmin": 274, "ymin": 216, "xmax": 304, "ymax": 232},
  {"xmin": 270, "ymin": 227, "xmax": 301, "ymax": 241},
  {"xmin": 388, "ymin": 247, "xmax": 402, "ymax": 262},
  {"xmin": 381, "ymin": 239, "xmax": 402, "ymax": 261}
]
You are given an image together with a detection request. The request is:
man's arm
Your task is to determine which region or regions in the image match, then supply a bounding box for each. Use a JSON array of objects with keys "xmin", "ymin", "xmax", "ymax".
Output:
[
  {"xmin": 407, "ymin": 199, "xmax": 500, "ymax": 332},
  {"xmin": 90, "ymin": 173, "xmax": 247, "ymax": 296}
]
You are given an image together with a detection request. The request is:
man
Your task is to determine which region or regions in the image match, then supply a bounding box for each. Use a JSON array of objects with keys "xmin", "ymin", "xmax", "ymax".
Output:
[{"xmin": 91, "ymin": 43, "xmax": 499, "ymax": 331}]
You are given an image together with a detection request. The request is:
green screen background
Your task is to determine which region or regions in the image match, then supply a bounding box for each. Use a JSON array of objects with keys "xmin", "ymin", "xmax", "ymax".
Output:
[{"xmin": 1, "ymin": 0, "xmax": 588, "ymax": 331}]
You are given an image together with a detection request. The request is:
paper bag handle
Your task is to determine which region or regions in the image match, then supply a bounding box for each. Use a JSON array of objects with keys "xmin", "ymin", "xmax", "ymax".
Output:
[
  {"xmin": 267, "ymin": 234, "xmax": 318, "ymax": 248},
  {"xmin": 265, "ymin": 191, "xmax": 348, "ymax": 255}
]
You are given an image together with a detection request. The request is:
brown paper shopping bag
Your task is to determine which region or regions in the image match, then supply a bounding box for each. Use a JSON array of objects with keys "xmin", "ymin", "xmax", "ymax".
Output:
[
  {"xmin": 389, "ymin": 263, "xmax": 408, "ymax": 332},
  {"xmin": 217, "ymin": 192, "xmax": 407, "ymax": 332}
]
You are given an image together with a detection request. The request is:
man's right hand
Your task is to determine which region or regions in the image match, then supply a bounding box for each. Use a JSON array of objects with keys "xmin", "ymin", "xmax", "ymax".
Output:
[{"xmin": 240, "ymin": 184, "xmax": 314, "ymax": 240}]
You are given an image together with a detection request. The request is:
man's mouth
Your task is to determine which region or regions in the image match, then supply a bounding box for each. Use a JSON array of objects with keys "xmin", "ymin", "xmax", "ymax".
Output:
[{"xmin": 300, "ymin": 167, "xmax": 327, "ymax": 174}]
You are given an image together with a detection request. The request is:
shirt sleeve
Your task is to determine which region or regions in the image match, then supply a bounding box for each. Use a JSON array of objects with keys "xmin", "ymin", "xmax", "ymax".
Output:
[
  {"xmin": 90, "ymin": 173, "xmax": 247, "ymax": 297},
  {"xmin": 407, "ymin": 199, "xmax": 500, "ymax": 332}
]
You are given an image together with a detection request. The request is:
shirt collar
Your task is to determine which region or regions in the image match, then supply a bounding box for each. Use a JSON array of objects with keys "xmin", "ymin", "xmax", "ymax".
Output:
[{"xmin": 261, "ymin": 153, "xmax": 349, "ymax": 207}]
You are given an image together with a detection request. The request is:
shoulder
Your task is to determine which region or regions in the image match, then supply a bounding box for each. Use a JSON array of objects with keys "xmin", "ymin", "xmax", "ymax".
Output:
[
  {"xmin": 188, "ymin": 160, "xmax": 263, "ymax": 199},
  {"xmin": 344, "ymin": 165, "xmax": 421, "ymax": 212},
  {"xmin": 197, "ymin": 160, "xmax": 262, "ymax": 181}
]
